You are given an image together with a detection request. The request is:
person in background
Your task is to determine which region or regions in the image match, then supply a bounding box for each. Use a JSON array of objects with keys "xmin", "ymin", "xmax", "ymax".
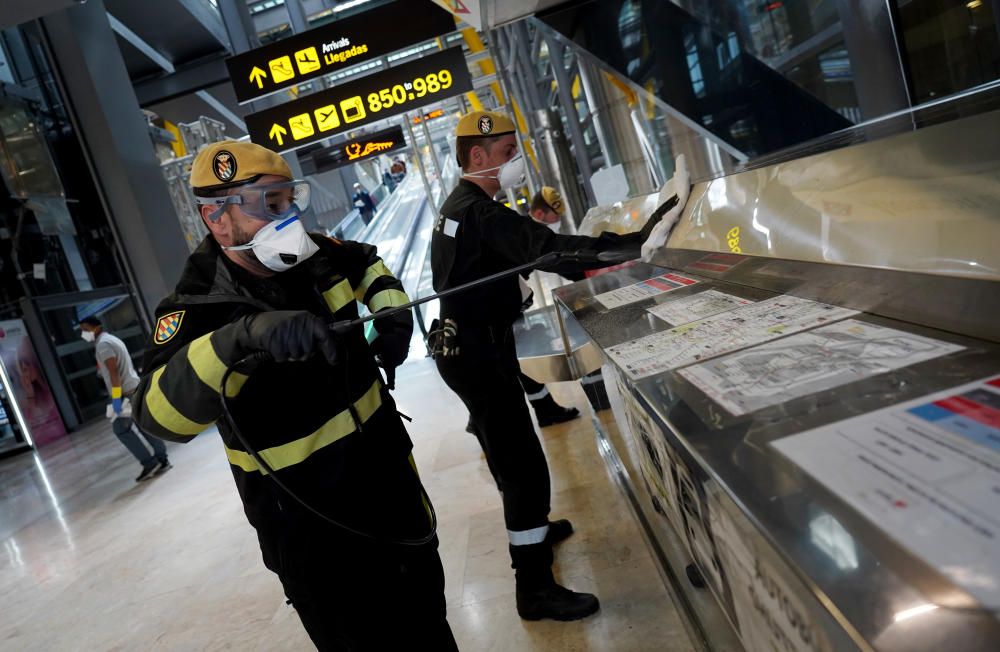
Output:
[
  {"xmin": 80, "ymin": 316, "xmax": 170, "ymax": 482},
  {"xmin": 390, "ymin": 158, "xmax": 407, "ymax": 185},
  {"xmin": 352, "ymin": 182, "xmax": 376, "ymax": 225},
  {"xmin": 529, "ymin": 186, "xmax": 565, "ymax": 231},
  {"xmin": 382, "ymin": 168, "xmax": 397, "ymax": 194}
]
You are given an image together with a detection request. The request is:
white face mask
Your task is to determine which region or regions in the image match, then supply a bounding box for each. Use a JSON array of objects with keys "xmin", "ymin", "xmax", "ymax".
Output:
[
  {"xmin": 224, "ymin": 216, "xmax": 319, "ymax": 272},
  {"xmin": 81, "ymin": 330, "xmax": 95, "ymax": 343},
  {"xmin": 465, "ymin": 153, "xmax": 526, "ymax": 190},
  {"xmin": 545, "ymin": 221, "xmax": 561, "ymax": 234}
]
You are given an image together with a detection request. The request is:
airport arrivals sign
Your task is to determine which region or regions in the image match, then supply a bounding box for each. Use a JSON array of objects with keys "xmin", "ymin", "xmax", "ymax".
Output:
[
  {"xmin": 245, "ymin": 47, "xmax": 472, "ymax": 153},
  {"xmin": 226, "ymin": 0, "xmax": 456, "ymax": 103}
]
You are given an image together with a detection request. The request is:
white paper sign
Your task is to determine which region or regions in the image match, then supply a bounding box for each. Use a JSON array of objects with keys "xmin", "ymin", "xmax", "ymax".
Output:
[
  {"xmin": 594, "ymin": 272, "xmax": 698, "ymax": 310},
  {"xmin": 773, "ymin": 375, "xmax": 1000, "ymax": 608},
  {"xmin": 681, "ymin": 319, "xmax": 964, "ymax": 415},
  {"xmin": 606, "ymin": 295, "xmax": 857, "ymax": 380},
  {"xmin": 648, "ymin": 289, "xmax": 754, "ymax": 325}
]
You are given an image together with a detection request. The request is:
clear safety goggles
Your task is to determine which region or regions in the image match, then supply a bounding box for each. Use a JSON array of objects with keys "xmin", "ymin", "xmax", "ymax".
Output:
[{"xmin": 195, "ymin": 180, "xmax": 312, "ymax": 222}]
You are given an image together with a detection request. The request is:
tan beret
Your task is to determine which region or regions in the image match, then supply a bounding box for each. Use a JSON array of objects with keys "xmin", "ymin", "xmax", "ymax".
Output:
[
  {"xmin": 455, "ymin": 110, "xmax": 516, "ymax": 138},
  {"xmin": 190, "ymin": 140, "xmax": 292, "ymax": 192},
  {"xmin": 540, "ymin": 186, "xmax": 565, "ymax": 216}
]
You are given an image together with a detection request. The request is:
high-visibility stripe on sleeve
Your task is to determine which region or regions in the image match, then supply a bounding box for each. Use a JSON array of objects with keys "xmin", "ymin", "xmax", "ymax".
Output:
[
  {"xmin": 225, "ymin": 379, "xmax": 382, "ymax": 473},
  {"xmin": 368, "ymin": 289, "xmax": 409, "ymax": 313},
  {"xmin": 354, "ymin": 260, "xmax": 394, "ymax": 302},
  {"xmin": 322, "ymin": 279, "xmax": 355, "ymax": 315},
  {"xmin": 144, "ymin": 366, "xmax": 214, "ymax": 437},
  {"xmin": 187, "ymin": 333, "xmax": 248, "ymax": 398}
]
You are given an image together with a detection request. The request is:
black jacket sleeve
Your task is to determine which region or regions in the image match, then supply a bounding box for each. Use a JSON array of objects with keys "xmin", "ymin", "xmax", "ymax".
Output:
[
  {"xmin": 343, "ymin": 241, "xmax": 413, "ymax": 362},
  {"xmin": 132, "ymin": 300, "xmax": 254, "ymax": 443},
  {"xmin": 476, "ymin": 199, "xmax": 643, "ymax": 278}
]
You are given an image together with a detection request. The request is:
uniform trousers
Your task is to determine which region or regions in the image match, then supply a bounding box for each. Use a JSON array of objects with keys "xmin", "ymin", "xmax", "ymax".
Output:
[
  {"xmin": 267, "ymin": 456, "xmax": 458, "ymax": 651},
  {"xmin": 436, "ymin": 322, "xmax": 553, "ymax": 558}
]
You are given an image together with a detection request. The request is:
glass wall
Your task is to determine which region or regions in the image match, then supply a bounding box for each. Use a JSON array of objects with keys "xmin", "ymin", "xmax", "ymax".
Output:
[
  {"xmin": 0, "ymin": 23, "xmax": 146, "ymax": 435},
  {"xmin": 540, "ymin": 0, "xmax": 1000, "ymax": 163},
  {"xmin": 896, "ymin": 0, "xmax": 1000, "ymax": 103}
]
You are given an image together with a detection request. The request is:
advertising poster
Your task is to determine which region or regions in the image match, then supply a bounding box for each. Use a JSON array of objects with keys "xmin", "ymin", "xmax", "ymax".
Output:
[{"xmin": 0, "ymin": 319, "xmax": 66, "ymax": 446}]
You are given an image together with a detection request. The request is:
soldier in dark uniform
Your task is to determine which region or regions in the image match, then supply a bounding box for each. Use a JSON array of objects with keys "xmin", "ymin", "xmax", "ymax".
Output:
[
  {"xmin": 132, "ymin": 141, "xmax": 457, "ymax": 651},
  {"xmin": 431, "ymin": 111, "xmax": 670, "ymax": 621}
]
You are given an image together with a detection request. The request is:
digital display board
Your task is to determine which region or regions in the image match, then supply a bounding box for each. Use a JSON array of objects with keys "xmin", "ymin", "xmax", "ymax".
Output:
[
  {"xmin": 307, "ymin": 126, "xmax": 407, "ymax": 174},
  {"xmin": 225, "ymin": 0, "xmax": 456, "ymax": 104},
  {"xmin": 246, "ymin": 47, "xmax": 472, "ymax": 153}
]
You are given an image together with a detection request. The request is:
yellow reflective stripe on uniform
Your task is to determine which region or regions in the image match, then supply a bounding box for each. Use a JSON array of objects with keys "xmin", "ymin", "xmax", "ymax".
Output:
[
  {"xmin": 225, "ymin": 379, "xmax": 382, "ymax": 473},
  {"xmin": 368, "ymin": 289, "xmax": 409, "ymax": 313},
  {"xmin": 354, "ymin": 260, "xmax": 393, "ymax": 302},
  {"xmin": 322, "ymin": 279, "xmax": 354, "ymax": 314},
  {"xmin": 187, "ymin": 333, "xmax": 248, "ymax": 398},
  {"xmin": 144, "ymin": 366, "xmax": 213, "ymax": 437},
  {"xmin": 409, "ymin": 453, "xmax": 433, "ymax": 525}
]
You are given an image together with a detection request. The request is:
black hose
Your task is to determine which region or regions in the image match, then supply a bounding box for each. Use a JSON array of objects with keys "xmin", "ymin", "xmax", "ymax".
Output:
[{"xmin": 219, "ymin": 354, "xmax": 438, "ymax": 547}]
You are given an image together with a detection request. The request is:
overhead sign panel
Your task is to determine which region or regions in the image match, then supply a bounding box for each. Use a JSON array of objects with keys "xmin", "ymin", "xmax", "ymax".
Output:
[
  {"xmin": 430, "ymin": 0, "xmax": 483, "ymax": 30},
  {"xmin": 308, "ymin": 126, "xmax": 407, "ymax": 174},
  {"xmin": 246, "ymin": 47, "xmax": 472, "ymax": 153},
  {"xmin": 226, "ymin": 0, "xmax": 456, "ymax": 104}
]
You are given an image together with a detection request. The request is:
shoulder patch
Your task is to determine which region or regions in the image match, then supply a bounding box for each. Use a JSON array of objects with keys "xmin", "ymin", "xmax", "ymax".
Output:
[{"xmin": 154, "ymin": 310, "xmax": 185, "ymax": 345}]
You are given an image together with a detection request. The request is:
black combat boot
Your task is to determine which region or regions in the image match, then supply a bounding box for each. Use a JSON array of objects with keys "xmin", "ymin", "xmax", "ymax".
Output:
[
  {"xmin": 530, "ymin": 394, "xmax": 580, "ymax": 427},
  {"xmin": 511, "ymin": 542, "xmax": 600, "ymax": 621},
  {"xmin": 545, "ymin": 519, "xmax": 574, "ymax": 545}
]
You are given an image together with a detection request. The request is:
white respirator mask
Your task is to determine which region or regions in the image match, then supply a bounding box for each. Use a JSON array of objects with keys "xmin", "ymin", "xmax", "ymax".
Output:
[
  {"xmin": 81, "ymin": 330, "xmax": 95, "ymax": 343},
  {"xmin": 465, "ymin": 153, "xmax": 527, "ymax": 190},
  {"xmin": 224, "ymin": 215, "xmax": 319, "ymax": 272}
]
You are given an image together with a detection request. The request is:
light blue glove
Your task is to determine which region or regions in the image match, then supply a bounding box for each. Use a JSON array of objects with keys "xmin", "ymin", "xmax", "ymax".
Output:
[{"xmin": 112, "ymin": 397, "xmax": 123, "ymax": 415}]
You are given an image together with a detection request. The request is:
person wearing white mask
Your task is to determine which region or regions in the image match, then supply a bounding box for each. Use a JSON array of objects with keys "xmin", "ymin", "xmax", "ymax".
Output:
[
  {"xmin": 131, "ymin": 141, "xmax": 458, "ymax": 650},
  {"xmin": 80, "ymin": 315, "xmax": 170, "ymax": 482},
  {"xmin": 431, "ymin": 111, "xmax": 674, "ymax": 622}
]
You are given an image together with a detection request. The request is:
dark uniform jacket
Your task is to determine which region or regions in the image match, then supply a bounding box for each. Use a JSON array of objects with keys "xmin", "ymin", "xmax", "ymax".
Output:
[
  {"xmin": 132, "ymin": 234, "xmax": 425, "ymax": 572},
  {"xmin": 432, "ymin": 179, "xmax": 643, "ymax": 328}
]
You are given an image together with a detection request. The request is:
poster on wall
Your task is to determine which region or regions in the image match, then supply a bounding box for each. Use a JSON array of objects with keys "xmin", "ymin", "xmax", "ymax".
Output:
[{"xmin": 0, "ymin": 319, "xmax": 66, "ymax": 446}]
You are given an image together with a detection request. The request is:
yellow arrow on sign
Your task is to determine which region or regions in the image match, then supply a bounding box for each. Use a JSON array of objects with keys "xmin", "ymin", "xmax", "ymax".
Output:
[
  {"xmin": 249, "ymin": 66, "xmax": 267, "ymax": 89},
  {"xmin": 269, "ymin": 123, "xmax": 287, "ymax": 146}
]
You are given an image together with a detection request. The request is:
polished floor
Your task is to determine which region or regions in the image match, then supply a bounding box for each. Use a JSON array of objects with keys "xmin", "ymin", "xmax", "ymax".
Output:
[{"xmin": 0, "ymin": 357, "xmax": 694, "ymax": 651}]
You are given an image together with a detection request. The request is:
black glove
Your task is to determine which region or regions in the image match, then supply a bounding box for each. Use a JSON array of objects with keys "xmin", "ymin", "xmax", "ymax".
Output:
[
  {"xmin": 239, "ymin": 311, "xmax": 338, "ymax": 365},
  {"xmin": 370, "ymin": 332, "xmax": 409, "ymax": 371}
]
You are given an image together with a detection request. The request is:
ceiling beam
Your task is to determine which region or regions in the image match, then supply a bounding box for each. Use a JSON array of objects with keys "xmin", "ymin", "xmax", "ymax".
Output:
[
  {"xmin": 175, "ymin": 0, "xmax": 230, "ymax": 50},
  {"xmin": 107, "ymin": 13, "xmax": 175, "ymax": 73},
  {"xmin": 134, "ymin": 56, "xmax": 230, "ymax": 106}
]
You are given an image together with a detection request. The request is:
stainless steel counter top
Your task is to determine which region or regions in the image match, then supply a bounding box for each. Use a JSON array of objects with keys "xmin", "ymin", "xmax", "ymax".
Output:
[
  {"xmin": 555, "ymin": 261, "xmax": 1000, "ymax": 651},
  {"xmin": 512, "ymin": 303, "xmax": 603, "ymax": 383}
]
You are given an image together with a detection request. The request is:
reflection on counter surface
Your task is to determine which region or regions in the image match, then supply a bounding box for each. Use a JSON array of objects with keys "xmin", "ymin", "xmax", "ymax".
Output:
[{"xmin": 668, "ymin": 108, "xmax": 1000, "ymax": 281}]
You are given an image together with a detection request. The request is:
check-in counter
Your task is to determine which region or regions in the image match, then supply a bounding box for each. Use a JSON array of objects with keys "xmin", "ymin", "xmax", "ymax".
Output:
[{"xmin": 551, "ymin": 108, "xmax": 1000, "ymax": 652}]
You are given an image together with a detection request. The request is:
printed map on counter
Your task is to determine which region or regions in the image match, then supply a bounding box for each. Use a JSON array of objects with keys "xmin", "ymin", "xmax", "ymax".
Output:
[
  {"xmin": 594, "ymin": 272, "xmax": 698, "ymax": 310},
  {"xmin": 773, "ymin": 376, "xmax": 1000, "ymax": 608},
  {"xmin": 647, "ymin": 289, "xmax": 754, "ymax": 326},
  {"xmin": 680, "ymin": 319, "xmax": 964, "ymax": 415},
  {"xmin": 605, "ymin": 295, "xmax": 857, "ymax": 380}
]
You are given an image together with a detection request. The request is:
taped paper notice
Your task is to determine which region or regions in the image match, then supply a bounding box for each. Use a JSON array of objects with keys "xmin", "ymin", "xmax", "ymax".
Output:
[
  {"xmin": 773, "ymin": 375, "xmax": 1000, "ymax": 608},
  {"xmin": 595, "ymin": 272, "xmax": 698, "ymax": 310},
  {"xmin": 606, "ymin": 295, "xmax": 857, "ymax": 380}
]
